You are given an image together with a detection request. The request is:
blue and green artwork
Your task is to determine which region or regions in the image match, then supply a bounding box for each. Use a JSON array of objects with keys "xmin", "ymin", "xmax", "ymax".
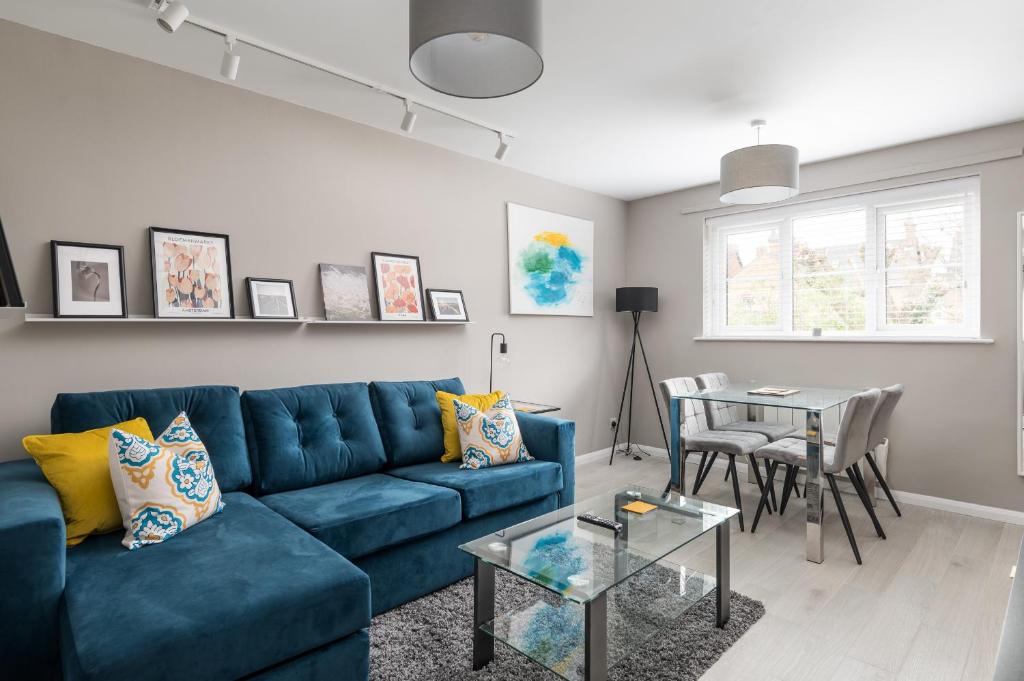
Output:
[{"xmin": 508, "ymin": 203, "xmax": 594, "ymax": 316}]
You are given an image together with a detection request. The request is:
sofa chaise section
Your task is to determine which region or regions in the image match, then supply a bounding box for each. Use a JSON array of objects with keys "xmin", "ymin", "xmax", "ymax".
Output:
[{"xmin": 59, "ymin": 492, "xmax": 370, "ymax": 681}]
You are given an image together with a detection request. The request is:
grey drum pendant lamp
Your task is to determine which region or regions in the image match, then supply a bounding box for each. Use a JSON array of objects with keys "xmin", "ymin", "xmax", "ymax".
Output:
[
  {"xmin": 409, "ymin": 0, "xmax": 543, "ymax": 98},
  {"xmin": 720, "ymin": 120, "xmax": 800, "ymax": 204}
]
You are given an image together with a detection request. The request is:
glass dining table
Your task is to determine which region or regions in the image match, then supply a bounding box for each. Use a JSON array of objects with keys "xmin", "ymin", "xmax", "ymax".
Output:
[{"xmin": 668, "ymin": 382, "xmax": 862, "ymax": 563}]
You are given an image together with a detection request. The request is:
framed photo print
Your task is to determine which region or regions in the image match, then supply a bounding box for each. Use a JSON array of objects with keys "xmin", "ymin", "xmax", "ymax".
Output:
[
  {"xmin": 50, "ymin": 241, "xmax": 127, "ymax": 318},
  {"xmin": 426, "ymin": 289, "xmax": 469, "ymax": 322},
  {"xmin": 150, "ymin": 227, "xmax": 234, "ymax": 319},
  {"xmin": 371, "ymin": 252, "xmax": 425, "ymax": 321},
  {"xmin": 246, "ymin": 277, "xmax": 298, "ymax": 319}
]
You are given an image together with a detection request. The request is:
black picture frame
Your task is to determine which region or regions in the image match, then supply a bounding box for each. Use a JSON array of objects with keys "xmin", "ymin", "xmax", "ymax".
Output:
[
  {"xmin": 426, "ymin": 288, "xmax": 469, "ymax": 322},
  {"xmin": 50, "ymin": 241, "xmax": 128, "ymax": 318},
  {"xmin": 150, "ymin": 226, "xmax": 235, "ymax": 319},
  {"xmin": 245, "ymin": 277, "xmax": 298, "ymax": 319},
  {"xmin": 370, "ymin": 252, "xmax": 426, "ymax": 322},
  {"xmin": 0, "ymin": 215, "xmax": 25, "ymax": 308}
]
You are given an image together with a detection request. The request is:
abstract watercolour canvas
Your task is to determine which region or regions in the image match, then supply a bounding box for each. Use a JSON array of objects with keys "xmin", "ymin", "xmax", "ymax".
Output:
[
  {"xmin": 319, "ymin": 263, "xmax": 372, "ymax": 321},
  {"xmin": 507, "ymin": 203, "xmax": 594, "ymax": 316}
]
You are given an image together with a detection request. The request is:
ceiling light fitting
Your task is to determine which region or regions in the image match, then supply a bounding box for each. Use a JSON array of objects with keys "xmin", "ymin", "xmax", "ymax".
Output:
[
  {"xmin": 150, "ymin": 6, "xmax": 515, "ymax": 160},
  {"xmin": 220, "ymin": 36, "xmax": 240, "ymax": 80},
  {"xmin": 400, "ymin": 99, "xmax": 418, "ymax": 134},
  {"xmin": 495, "ymin": 133, "xmax": 511, "ymax": 161},
  {"xmin": 157, "ymin": 1, "xmax": 189, "ymax": 33},
  {"xmin": 409, "ymin": 0, "xmax": 543, "ymax": 98},
  {"xmin": 719, "ymin": 119, "xmax": 799, "ymax": 205}
]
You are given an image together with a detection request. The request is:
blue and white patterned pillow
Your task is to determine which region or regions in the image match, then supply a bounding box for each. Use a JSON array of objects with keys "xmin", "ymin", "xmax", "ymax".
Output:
[
  {"xmin": 108, "ymin": 412, "xmax": 224, "ymax": 550},
  {"xmin": 454, "ymin": 395, "xmax": 533, "ymax": 470}
]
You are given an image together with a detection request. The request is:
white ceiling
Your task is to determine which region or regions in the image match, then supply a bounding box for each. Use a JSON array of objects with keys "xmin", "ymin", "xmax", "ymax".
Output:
[{"xmin": 3, "ymin": 0, "xmax": 1024, "ymax": 201}]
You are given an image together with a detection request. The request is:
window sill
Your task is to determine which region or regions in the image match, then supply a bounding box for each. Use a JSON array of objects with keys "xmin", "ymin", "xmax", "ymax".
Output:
[{"xmin": 694, "ymin": 335, "xmax": 994, "ymax": 345}]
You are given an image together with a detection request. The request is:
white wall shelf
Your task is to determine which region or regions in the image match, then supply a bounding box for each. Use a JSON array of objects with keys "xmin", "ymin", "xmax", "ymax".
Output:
[
  {"xmin": 305, "ymin": 318, "xmax": 473, "ymax": 326},
  {"xmin": 20, "ymin": 313, "xmax": 473, "ymax": 326},
  {"xmin": 24, "ymin": 314, "xmax": 306, "ymax": 324},
  {"xmin": 0, "ymin": 306, "xmax": 28, "ymax": 320}
]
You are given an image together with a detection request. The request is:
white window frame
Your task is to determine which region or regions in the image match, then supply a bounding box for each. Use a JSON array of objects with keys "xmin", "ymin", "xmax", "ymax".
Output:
[{"xmin": 703, "ymin": 176, "xmax": 981, "ymax": 339}]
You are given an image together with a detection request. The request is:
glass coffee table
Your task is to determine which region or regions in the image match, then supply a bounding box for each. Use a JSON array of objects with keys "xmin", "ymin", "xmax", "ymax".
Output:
[{"xmin": 460, "ymin": 485, "xmax": 737, "ymax": 681}]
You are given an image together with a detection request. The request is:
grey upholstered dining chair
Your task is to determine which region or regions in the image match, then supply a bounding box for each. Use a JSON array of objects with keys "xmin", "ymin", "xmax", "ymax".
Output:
[
  {"xmin": 660, "ymin": 377, "xmax": 773, "ymax": 531},
  {"xmin": 696, "ymin": 372, "xmax": 800, "ymax": 441},
  {"xmin": 863, "ymin": 384, "xmax": 903, "ymax": 517},
  {"xmin": 750, "ymin": 388, "xmax": 884, "ymax": 565},
  {"xmin": 695, "ymin": 372, "xmax": 799, "ymax": 506}
]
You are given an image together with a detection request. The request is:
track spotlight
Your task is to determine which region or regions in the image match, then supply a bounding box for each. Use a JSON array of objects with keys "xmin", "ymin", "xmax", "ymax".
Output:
[
  {"xmin": 220, "ymin": 36, "xmax": 240, "ymax": 80},
  {"xmin": 494, "ymin": 133, "xmax": 510, "ymax": 161},
  {"xmin": 157, "ymin": 1, "xmax": 189, "ymax": 33},
  {"xmin": 400, "ymin": 100, "xmax": 417, "ymax": 134}
]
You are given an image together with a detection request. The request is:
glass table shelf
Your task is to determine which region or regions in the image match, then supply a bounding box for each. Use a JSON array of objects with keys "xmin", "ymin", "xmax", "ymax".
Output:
[
  {"xmin": 480, "ymin": 563, "xmax": 717, "ymax": 681},
  {"xmin": 461, "ymin": 486, "xmax": 737, "ymax": 604}
]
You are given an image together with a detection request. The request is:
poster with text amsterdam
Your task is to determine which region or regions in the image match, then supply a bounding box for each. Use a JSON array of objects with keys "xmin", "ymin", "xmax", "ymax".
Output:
[{"xmin": 150, "ymin": 227, "xmax": 234, "ymax": 318}]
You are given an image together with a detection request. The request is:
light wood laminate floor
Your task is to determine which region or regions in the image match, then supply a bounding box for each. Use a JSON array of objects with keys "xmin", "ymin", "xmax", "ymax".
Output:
[{"xmin": 576, "ymin": 453, "xmax": 1021, "ymax": 681}]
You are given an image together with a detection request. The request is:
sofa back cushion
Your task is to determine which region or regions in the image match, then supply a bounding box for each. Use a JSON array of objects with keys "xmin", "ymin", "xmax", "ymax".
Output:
[
  {"xmin": 50, "ymin": 385, "xmax": 252, "ymax": 493},
  {"xmin": 370, "ymin": 378, "xmax": 465, "ymax": 467},
  {"xmin": 242, "ymin": 382, "xmax": 386, "ymax": 494}
]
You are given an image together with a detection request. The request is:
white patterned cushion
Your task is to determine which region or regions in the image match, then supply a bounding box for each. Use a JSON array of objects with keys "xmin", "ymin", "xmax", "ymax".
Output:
[
  {"xmin": 454, "ymin": 395, "xmax": 534, "ymax": 470},
  {"xmin": 108, "ymin": 412, "xmax": 224, "ymax": 550}
]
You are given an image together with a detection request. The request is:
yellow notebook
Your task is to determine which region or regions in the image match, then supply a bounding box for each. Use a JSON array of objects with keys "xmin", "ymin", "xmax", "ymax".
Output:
[{"xmin": 621, "ymin": 500, "xmax": 657, "ymax": 514}]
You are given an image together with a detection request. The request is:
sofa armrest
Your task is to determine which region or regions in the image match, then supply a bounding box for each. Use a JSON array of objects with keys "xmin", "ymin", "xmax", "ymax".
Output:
[
  {"xmin": 0, "ymin": 460, "xmax": 65, "ymax": 680},
  {"xmin": 516, "ymin": 413, "xmax": 575, "ymax": 507}
]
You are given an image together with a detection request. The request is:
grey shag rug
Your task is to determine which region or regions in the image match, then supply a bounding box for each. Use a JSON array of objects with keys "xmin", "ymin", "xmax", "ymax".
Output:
[{"xmin": 369, "ymin": 562, "xmax": 764, "ymax": 681}]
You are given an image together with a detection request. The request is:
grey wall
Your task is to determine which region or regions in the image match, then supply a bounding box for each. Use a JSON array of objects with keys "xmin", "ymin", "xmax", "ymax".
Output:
[
  {"xmin": 0, "ymin": 20, "xmax": 628, "ymax": 461},
  {"xmin": 627, "ymin": 122, "xmax": 1024, "ymax": 511}
]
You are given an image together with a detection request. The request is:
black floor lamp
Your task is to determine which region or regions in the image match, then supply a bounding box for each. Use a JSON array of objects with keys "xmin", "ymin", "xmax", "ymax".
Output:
[{"xmin": 608, "ymin": 287, "xmax": 670, "ymax": 464}]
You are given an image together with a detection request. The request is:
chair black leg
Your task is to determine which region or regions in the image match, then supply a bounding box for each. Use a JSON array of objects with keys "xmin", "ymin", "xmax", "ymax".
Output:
[
  {"xmin": 849, "ymin": 463, "xmax": 886, "ymax": 540},
  {"xmin": 826, "ymin": 473, "xmax": 862, "ymax": 565},
  {"xmin": 692, "ymin": 452, "xmax": 718, "ymax": 495},
  {"xmin": 694, "ymin": 452, "xmax": 709, "ymax": 492},
  {"xmin": 747, "ymin": 454, "xmax": 772, "ymax": 515},
  {"xmin": 779, "ymin": 465, "xmax": 797, "ymax": 515},
  {"xmin": 727, "ymin": 455, "xmax": 744, "ymax": 531},
  {"xmin": 763, "ymin": 460, "xmax": 778, "ymax": 510},
  {"xmin": 724, "ymin": 463, "xmax": 731, "ymax": 482},
  {"xmin": 751, "ymin": 460, "xmax": 778, "ymax": 533},
  {"xmin": 865, "ymin": 452, "xmax": 901, "ymax": 517}
]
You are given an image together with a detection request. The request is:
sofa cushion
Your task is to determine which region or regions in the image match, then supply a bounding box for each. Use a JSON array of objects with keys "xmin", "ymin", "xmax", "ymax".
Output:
[
  {"xmin": 260, "ymin": 474, "xmax": 461, "ymax": 559},
  {"xmin": 51, "ymin": 385, "xmax": 251, "ymax": 493},
  {"xmin": 369, "ymin": 378, "xmax": 465, "ymax": 467},
  {"xmin": 242, "ymin": 382, "xmax": 386, "ymax": 494},
  {"xmin": 59, "ymin": 492, "xmax": 370, "ymax": 681},
  {"xmin": 387, "ymin": 460, "xmax": 563, "ymax": 519}
]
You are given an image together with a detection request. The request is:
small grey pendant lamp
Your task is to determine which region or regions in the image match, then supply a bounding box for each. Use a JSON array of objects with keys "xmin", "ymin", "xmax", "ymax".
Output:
[
  {"xmin": 409, "ymin": 0, "xmax": 543, "ymax": 99},
  {"xmin": 720, "ymin": 120, "xmax": 800, "ymax": 205}
]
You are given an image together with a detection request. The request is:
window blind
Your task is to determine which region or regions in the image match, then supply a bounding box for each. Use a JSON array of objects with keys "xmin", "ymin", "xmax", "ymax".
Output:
[{"xmin": 703, "ymin": 177, "xmax": 980, "ymax": 338}]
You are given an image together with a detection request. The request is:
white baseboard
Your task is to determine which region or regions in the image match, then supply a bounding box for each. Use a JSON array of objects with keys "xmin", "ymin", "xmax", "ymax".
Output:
[
  {"xmin": 888, "ymin": 490, "xmax": 1024, "ymax": 526},
  {"xmin": 576, "ymin": 445, "xmax": 1024, "ymax": 525}
]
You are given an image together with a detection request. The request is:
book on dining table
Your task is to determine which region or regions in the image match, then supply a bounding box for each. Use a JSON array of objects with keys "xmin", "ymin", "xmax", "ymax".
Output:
[{"xmin": 747, "ymin": 386, "xmax": 801, "ymax": 396}]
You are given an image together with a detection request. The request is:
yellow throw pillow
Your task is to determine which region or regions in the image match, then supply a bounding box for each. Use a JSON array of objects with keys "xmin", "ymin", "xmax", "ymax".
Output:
[
  {"xmin": 23, "ymin": 417, "xmax": 154, "ymax": 547},
  {"xmin": 436, "ymin": 390, "xmax": 504, "ymax": 462}
]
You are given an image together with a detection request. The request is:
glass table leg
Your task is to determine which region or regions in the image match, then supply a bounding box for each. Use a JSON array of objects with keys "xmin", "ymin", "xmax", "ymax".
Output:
[
  {"xmin": 473, "ymin": 559, "xmax": 495, "ymax": 670},
  {"xmin": 584, "ymin": 592, "xmax": 608, "ymax": 681},
  {"xmin": 805, "ymin": 409, "xmax": 825, "ymax": 563},
  {"xmin": 716, "ymin": 517, "xmax": 730, "ymax": 627}
]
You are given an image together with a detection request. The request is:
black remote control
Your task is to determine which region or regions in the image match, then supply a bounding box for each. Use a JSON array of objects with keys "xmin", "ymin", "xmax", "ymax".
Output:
[{"xmin": 577, "ymin": 513, "xmax": 623, "ymax": 534}]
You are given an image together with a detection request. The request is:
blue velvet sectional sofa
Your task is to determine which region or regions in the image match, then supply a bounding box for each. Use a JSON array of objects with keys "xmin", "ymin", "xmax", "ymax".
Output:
[{"xmin": 0, "ymin": 378, "xmax": 575, "ymax": 681}]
